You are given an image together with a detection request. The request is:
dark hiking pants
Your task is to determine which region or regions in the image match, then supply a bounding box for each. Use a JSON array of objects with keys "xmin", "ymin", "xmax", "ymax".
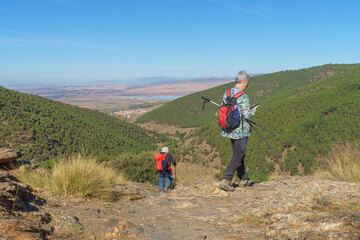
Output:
[{"xmin": 222, "ymin": 137, "xmax": 249, "ymax": 181}]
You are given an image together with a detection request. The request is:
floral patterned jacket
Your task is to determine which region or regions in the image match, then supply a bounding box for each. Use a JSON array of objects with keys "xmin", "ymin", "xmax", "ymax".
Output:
[{"xmin": 220, "ymin": 87, "xmax": 256, "ymax": 139}]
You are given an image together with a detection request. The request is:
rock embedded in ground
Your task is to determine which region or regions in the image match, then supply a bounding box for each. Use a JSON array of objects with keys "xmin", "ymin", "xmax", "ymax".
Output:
[
  {"xmin": 112, "ymin": 185, "xmax": 146, "ymax": 201},
  {"xmin": 0, "ymin": 218, "xmax": 50, "ymax": 240},
  {"xmin": 0, "ymin": 148, "xmax": 23, "ymax": 164}
]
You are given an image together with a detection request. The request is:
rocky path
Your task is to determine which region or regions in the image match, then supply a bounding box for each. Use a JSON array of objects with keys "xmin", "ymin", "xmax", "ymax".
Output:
[
  {"xmin": 105, "ymin": 176, "xmax": 360, "ymax": 240},
  {"xmin": 2, "ymin": 171, "xmax": 360, "ymax": 239}
]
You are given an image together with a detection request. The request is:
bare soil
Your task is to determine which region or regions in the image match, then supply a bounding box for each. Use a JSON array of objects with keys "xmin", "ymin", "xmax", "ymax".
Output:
[
  {"xmin": 35, "ymin": 177, "xmax": 360, "ymax": 239},
  {"xmin": 136, "ymin": 122, "xmax": 196, "ymax": 135},
  {"xmin": 2, "ymin": 168, "xmax": 360, "ymax": 240}
]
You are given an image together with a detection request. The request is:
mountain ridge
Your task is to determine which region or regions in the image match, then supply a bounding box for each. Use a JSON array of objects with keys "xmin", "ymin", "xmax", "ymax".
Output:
[{"xmin": 137, "ymin": 64, "xmax": 359, "ymax": 127}]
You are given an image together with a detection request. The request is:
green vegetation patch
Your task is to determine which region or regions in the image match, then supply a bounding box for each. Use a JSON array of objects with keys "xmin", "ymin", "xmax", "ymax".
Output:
[
  {"xmin": 137, "ymin": 64, "xmax": 359, "ymax": 127},
  {"xmin": 0, "ymin": 86, "xmax": 167, "ymax": 162},
  {"xmin": 349, "ymin": 202, "xmax": 360, "ymax": 211},
  {"xmin": 110, "ymin": 152, "xmax": 158, "ymax": 185}
]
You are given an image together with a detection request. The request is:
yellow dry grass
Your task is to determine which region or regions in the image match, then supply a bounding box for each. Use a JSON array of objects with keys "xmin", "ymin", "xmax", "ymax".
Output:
[
  {"xmin": 268, "ymin": 171, "xmax": 281, "ymax": 181},
  {"xmin": 314, "ymin": 142, "xmax": 360, "ymax": 182},
  {"xmin": 14, "ymin": 154, "xmax": 127, "ymax": 199}
]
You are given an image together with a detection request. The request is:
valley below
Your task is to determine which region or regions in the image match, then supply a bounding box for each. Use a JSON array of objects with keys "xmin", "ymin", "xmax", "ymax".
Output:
[{"xmin": 12, "ymin": 78, "xmax": 231, "ymax": 114}]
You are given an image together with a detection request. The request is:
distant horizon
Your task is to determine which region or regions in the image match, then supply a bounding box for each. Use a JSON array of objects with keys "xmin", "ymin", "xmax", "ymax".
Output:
[
  {"xmin": 3, "ymin": 62, "xmax": 357, "ymax": 90},
  {"xmin": 2, "ymin": 72, "xmax": 259, "ymax": 89},
  {"xmin": 2, "ymin": 75, "xmax": 232, "ymax": 89}
]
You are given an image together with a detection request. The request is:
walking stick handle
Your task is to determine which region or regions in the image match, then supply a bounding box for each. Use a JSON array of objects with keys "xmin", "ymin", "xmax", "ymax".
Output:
[{"xmin": 201, "ymin": 96, "xmax": 210, "ymax": 102}]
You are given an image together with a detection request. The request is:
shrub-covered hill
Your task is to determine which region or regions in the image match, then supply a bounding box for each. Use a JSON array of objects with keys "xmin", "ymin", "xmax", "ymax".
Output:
[
  {"xmin": 0, "ymin": 86, "xmax": 167, "ymax": 162},
  {"xmin": 194, "ymin": 65, "xmax": 360, "ymax": 181},
  {"xmin": 137, "ymin": 64, "xmax": 360, "ymax": 127}
]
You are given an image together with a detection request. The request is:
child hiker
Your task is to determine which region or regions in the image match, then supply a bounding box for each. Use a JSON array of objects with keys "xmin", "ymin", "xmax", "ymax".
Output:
[{"xmin": 154, "ymin": 147, "xmax": 177, "ymax": 192}]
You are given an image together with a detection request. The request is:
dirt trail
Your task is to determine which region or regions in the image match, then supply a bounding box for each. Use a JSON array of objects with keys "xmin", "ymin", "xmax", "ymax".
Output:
[
  {"xmin": 37, "ymin": 176, "xmax": 360, "ymax": 240},
  {"xmin": 109, "ymin": 177, "xmax": 360, "ymax": 239},
  {"xmin": 2, "ymin": 168, "xmax": 359, "ymax": 240}
]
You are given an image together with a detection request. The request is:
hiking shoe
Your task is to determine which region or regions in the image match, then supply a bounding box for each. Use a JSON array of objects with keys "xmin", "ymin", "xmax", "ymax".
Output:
[
  {"xmin": 219, "ymin": 179, "xmax": 234, "ymax": 192},
  {"xmin": 238, "ymin": 178, "xmax": 252, "ymax": 187},
  {"xmin": 164, "ymin": 186, "xmax": 169, "ymax": 192}
]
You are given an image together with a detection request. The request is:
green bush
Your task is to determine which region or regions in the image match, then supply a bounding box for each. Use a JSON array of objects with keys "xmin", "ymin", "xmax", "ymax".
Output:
[{"xmin": 111, "ymin": 152, "xmax": 158, "ymax": 185}]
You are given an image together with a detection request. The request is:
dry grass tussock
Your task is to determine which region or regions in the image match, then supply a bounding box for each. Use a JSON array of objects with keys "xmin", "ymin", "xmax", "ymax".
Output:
[
  {"xmin": 13, "ymin": 154, "xmax": 127, "ymax": 199},
  {"xmin": 314, "ymin": 142, "xmax": 360, "ymax": 182},
  {"xmin": 268, "ymin": 171, "xmax": 281, "ymax": 181}
]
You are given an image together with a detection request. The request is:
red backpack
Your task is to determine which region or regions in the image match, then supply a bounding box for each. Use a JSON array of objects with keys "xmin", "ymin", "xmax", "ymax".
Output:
[
  {"xmin": 154, "ymin": 152, "xmax": 170, "ymax": 171},
  {"xmin": 219, "ymin": 89, "xmax": 245, "ymax": 130}
]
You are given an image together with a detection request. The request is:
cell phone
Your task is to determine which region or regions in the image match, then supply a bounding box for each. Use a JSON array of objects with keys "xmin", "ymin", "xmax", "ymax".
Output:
[{"xmin": 251, "ymin": 104, "xmax": 260, "ymax": 108}]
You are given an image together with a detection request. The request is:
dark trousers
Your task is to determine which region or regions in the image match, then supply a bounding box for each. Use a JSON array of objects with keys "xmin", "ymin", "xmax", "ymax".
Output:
[{"xmin": 223, "ymin": 137, "xmax": 249, "ymax": 181}]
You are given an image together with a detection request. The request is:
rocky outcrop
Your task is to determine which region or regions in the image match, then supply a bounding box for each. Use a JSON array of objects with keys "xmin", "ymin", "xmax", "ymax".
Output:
[
  {"xmin": 0, "ymin": 170, "xmax": 50, "ymax": 240},
  {"xmin": 0, "ymin": 218, "xmax": 49, "ymax": 240},
  {"xmin": 112, "ymin": 185, "xmax": 146, "ymax": 201},
  {"xmin": 0, "ymin": 170, "xmax": 38, "ymax": 213},
  {"xmin": 0, "ymin": 148, "xmax": 23, "ymax": 164}
]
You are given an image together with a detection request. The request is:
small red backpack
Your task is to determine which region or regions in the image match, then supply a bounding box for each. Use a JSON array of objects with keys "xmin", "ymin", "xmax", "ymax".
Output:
[
  {"xmin": 219, "ymin": 89, "xmax": 245, "ymax": 130},
  {"xmin": 154, "ymin": 152, "xmax": 170, "ymax": 171}
]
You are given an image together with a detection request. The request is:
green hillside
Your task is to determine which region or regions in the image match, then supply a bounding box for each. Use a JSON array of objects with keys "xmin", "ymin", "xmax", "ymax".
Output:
[
  {"xmin": 137, "ymin": 64, "xmax": 359, "ymax": 127},
  {"xmin": 0, "ymin": 86, "xmax": 166, "ymax": 162},
  {"xmin": 193, "ymin": 65, "xmax": 360, "ymax": 181}
]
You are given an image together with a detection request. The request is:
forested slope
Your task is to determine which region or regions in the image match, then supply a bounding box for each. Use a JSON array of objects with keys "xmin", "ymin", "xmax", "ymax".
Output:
[
  {"xmin": 194, "ymin": 66, "xmax": 360, "ymax": 181},
  {"xmin": 137, "ymin": 64, "xmax": 359, "ymax": 127},
  {"xmin": 0, "ymin": 86, "xmax": 165, "ymax": 162}
]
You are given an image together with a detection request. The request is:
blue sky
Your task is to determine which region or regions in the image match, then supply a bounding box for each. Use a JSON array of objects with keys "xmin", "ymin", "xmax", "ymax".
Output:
[{"xmin": 1, "ymin": 0, "xmax": 359, "ymax": 85}]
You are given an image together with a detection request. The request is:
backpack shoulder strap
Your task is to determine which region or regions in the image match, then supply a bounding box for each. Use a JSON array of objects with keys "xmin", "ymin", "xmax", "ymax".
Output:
[
  {"xmin": 226, "ymin": 89, "xmax": 231, "ymax": 97},
  {"xmin": 233, "ymin": 91, "xmax": 245, "ymax": 99},
  {"xmin": 164, "ymin": 152, "xmax": 170, "ymax": 164},
  {"xmin": 163, "ymin": 152, "xmax": 171, "ymax": 170}
]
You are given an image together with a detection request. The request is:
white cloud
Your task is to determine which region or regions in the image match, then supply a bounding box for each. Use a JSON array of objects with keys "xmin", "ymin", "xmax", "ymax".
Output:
[{"xmin": 209, "ymin": 0, "xmax": 274, "ymax": 19}]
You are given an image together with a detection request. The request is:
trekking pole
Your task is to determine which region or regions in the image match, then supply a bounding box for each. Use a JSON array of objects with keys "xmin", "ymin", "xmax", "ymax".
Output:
[
  {"xmin": 201, "ymin": 96, "xmax": 220, "ymax": 108},
  {"xmin": 247, "ymin": 120, "xmax": 279, "ymax": 136},
  {"xmin": 174, "ymin": 165, "xmax": 176, "ymax": 188},
  {"xmin": 173, "ymin": 159, "xmax": 181, "ymax": 188},
  {"xmin": 248, "ymin": 122, "xmax": 283, "ymax": 160},
  {"xmin": 201, "ymin": 95, "xmax": 283, "ymax": 159}
]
